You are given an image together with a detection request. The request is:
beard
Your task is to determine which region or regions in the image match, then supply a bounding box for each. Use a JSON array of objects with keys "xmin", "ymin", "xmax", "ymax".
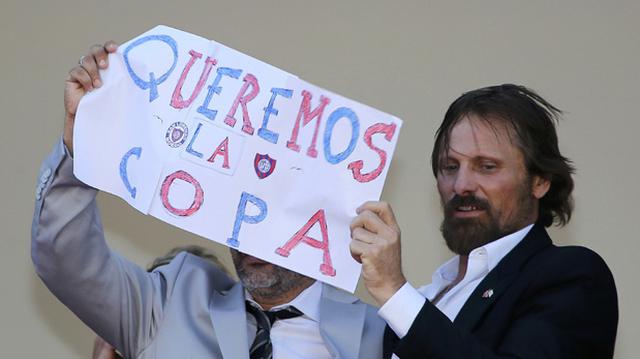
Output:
[
  {"xmin": 230, "ymin": 250, "xmax": 311, "ymax": 299},
  {"xmin": 441, "ymin": 179, "xmax": 536, "ymax": 255}
]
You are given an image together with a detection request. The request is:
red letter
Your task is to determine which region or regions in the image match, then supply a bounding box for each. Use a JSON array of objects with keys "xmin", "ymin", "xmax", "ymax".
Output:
[
  {"xmin": 347, "ymin": 122, "xmax": 397, "ymax": 183},
  {"xmin": 160, "ymin": 170, "xmax": 204, "ymax": 216},
  {"xmin": 224, "ymin": 73, "xmax": 260, "ymax": 135},
  {"xmin": 170, "ymin": 50, "xmax": 217, "ymax": 109},
  {"xmin": 207, "ymin": 137, "xmax": 230, "ymax": 169},
  {"xmin": 286, "ymin": 90, "xmax": 330, "ymax": 158},
  {"xmin": 276, "ymin": 209, "xmax": 336, "ymax": 276}
]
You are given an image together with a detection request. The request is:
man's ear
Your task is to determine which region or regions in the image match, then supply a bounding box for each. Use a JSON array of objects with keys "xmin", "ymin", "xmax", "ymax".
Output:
[{"xmin": 531, "ymin": 175, "xmax": 551, "ymax": 199}]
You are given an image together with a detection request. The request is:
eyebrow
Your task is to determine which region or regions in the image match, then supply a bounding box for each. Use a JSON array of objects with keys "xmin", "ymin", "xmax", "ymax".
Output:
[
  {"xmin": 441, "ymin": 152, "xmax": 505, "ymax": 164},
  {"xmin": 473, "ymin": 156, "xmax": 503, "ymax": 163}
]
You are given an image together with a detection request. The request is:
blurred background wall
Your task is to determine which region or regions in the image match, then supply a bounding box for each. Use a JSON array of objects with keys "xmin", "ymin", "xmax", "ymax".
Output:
[{"xmin": 1, "ymin": 0, "xmax": 638, "ymax": 357}]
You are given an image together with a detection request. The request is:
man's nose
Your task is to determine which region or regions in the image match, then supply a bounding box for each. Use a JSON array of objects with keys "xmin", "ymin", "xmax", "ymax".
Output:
[{"xmin": 453, "ymin": 167, "xmax": 477, "ymax": 196}]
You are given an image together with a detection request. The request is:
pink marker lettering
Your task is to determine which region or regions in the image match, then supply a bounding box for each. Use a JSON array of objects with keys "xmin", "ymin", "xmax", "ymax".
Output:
[
  {"xmin": 170, "ymin": 50, "xmax": 217, "ymax": 109},
  {"xmin": 224, "ymin": 73, "xmax": 260, "ymax": 135},
  {"xmin": 347, "ymin": 122, "xmax": 397, "ymax": 183},
  {"xmin": 160, "ymin": 170, "xmax": 204, "ymax": 216},
  {"xmin": 207, "ymin": 137, "xmax": 230, "ymax": 169},
  {"xmin": 276, "ymin": 209, "xmax": 336, "ymax": 276},
  {"xmin": 286, "ymin": 90, "xmax": 330, "ymax": 158}
]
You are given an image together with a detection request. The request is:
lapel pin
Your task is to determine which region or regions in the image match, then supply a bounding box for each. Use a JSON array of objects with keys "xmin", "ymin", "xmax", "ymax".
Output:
[{"xmin": 482, "ymin": 289, "xmax": 494, "ymax": 298}]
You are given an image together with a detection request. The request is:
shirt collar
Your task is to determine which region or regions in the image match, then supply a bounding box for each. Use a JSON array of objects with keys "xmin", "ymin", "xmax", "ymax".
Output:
[
  {"xmin": 481, "ymin": 223, "xmax": 533, "ymax": 271},
  {"xmin": 434, "ymin": 223, "xmax": 534, "ymax": 282},
  {"xmin": 245, "ymin": 280, "xmax": 322, "ymax": 322}
]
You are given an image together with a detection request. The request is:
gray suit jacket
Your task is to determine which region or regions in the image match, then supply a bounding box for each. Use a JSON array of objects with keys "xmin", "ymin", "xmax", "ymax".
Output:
[{"xmin": 31, "ymin": 140, "xmax": 385, "ymax": 358}]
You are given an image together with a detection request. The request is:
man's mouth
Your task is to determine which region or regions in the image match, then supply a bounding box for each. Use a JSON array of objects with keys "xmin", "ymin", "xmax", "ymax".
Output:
[
  {"xmin": 453, "ymin": 205, "xmax": 486, "ymax": 217},
  {"xmin": 445, "ymin": 195, "xmax": 490, "ymax": 218}
]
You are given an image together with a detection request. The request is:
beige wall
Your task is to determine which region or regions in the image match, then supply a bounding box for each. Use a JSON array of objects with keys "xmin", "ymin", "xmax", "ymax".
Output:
[{"xmin": 2, "ymin": 0, "xmax": 638, "ymax": 357}]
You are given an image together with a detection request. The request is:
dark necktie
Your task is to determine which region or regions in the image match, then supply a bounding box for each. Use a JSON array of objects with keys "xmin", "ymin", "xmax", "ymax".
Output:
[{"xmin": 246, "ymin": 301, "xmax": 304, "ymax": 359}]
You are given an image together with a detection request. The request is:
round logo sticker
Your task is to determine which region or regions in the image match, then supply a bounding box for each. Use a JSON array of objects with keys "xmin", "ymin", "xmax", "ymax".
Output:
[
  {"xmin": 254, "ymin": 153, "xmax": 277, "ymax": 179},
  {"xmin": 257, "ymin": 158, "xmax": 272, "ymax": 173},
  {"xmin": 165, "ymin": 122, "xmax": 189, "ymax": 148}
]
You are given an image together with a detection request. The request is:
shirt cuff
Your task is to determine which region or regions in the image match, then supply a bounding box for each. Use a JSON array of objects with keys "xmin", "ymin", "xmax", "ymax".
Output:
[{"xmin": 377, "ymin": 282, "xmax": 426, "ymax": 338}]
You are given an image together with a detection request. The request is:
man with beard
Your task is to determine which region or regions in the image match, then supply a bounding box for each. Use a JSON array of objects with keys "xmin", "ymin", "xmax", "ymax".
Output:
[
  {"xmin": 350, "ymin": 84, "xmax": 618, "ymax": 358},
  {"xmin": 32, "ymin": 42, "xmax": 385, "ymax": 358}
]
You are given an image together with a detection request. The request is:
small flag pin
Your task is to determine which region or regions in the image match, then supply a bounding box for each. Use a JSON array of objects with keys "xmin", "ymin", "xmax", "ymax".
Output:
[{"xmin": 482, "ymin": 289, "xmax": 494, "ymax": 298}]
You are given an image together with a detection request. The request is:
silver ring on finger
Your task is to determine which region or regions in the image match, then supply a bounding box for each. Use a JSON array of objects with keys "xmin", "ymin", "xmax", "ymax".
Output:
[{"xmin": 78, "ymin": 55, "xmax": 87, "ymax": 65}]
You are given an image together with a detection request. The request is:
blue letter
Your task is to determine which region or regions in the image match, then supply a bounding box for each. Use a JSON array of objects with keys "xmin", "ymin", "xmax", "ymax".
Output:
[
  {"xmin": 227, "ymin": 192, "xmax": 268, "ymax": 247},
  {"xmin": 185, "ymin": 122, "xmax": 204, "ymax": 158},
  {"xmin": 123, "ymin": 35, "xmax": 178, "ymax": 102},
  {"xmin": 197, "ymin": 67, "xmax": 242, "ymax": 121},
  {"xmin": 258, "ymin": 87, "xmax": 293, "ymax": 144},
  {"xmin": 323, "ymin": 107, "xmax": 360, "ymax": 164},
  {"xmin": 120, "ymin": 147, "xmax": 142, "ymax": 198}
]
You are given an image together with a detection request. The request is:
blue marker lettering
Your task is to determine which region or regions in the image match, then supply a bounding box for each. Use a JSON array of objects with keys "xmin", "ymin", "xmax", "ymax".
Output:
[
  {"xmin": 258, "ymin": 87, "xmax": 293, "ymax": 144},
  {"xmin": 227, "ymin": 192, "xmax": 267, "ymax": 247},
  {"xmin": 123, "ymin": 35, "xmax": 178, "ymax": 102},
  {"xmin": 197, "ymin": 67, "xmax": 242, "ymax": 121},
  {"xmin": 323, "ymin": 107, "xmax": 360, "ymax": 164},
  {"xmin": 185, "ymin": 122, "xmax": 204, "ymax": 158},
  {"xmin": 119, "ymin": 147, "xmax": 142, "ymax": 198}
]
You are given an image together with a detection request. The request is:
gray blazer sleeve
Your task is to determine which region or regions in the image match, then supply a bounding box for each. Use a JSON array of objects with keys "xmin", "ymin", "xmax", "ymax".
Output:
[{"xmin": 31, "ymin": 139, "xmax": 181, "ymax": 358}]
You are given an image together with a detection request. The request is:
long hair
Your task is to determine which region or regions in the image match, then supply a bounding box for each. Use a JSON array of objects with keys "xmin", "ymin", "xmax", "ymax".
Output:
[{"xmin": 431, "ymin": 84, "xmax": 574, "ymax": 227}]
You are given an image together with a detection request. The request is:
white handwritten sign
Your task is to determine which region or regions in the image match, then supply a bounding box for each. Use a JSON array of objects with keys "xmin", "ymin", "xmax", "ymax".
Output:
[{"xmin": 74, "ymin": 25, "xmax": 402, "ymax": 292}]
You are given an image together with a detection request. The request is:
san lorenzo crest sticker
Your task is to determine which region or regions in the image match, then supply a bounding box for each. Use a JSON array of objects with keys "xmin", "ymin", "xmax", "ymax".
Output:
[
  {"xmin": 254, "ymin": 153, "xmax": 276, "ymax": 179},
  {"xmin": 165, "ymin": 122, "xmax": 189, "ymax": 148}
]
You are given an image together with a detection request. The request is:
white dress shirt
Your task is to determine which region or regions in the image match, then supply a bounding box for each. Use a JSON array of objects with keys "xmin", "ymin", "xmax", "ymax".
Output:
[
  {"xmin": 379, "ymin": 224, "xmax": 533, "ymax": 343},
  {"xmin": 245, "ymin": 280, "xmax": 332, "ymax": 359}
]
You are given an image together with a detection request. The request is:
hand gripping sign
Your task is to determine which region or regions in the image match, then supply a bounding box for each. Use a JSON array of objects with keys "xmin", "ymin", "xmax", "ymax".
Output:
[{"xmin": 73, "ymin": 25, "xmax": 402, "ymax": 292}]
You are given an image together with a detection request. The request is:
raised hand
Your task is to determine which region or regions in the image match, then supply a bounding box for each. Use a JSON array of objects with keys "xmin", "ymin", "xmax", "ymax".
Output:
[
  {"xmin": 350, "ymin": 201, "xmax": 406, "ymax": 306},
  {"xmin": 63, "ymin": 41, "xmax": 118, "ymax": 155}
]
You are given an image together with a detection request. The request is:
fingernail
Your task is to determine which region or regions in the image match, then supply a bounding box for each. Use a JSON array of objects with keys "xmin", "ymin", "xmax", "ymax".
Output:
[
  {"xmin": 99, "ymin": 60, "xmax": 106, "ymax": 67},
  {"xmin": 94, "ymin": 79, "xmax": 102, "ymax": 88}
]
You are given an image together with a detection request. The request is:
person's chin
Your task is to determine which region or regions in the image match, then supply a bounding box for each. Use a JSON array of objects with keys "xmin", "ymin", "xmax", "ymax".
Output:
[{"xmin": 446, "ymin": 215, "xmax": 485, "ymax": 229}]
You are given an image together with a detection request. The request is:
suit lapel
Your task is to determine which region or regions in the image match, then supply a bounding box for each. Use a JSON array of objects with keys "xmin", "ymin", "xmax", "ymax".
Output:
[
  {"xmin": 453, "ymin": 270, "xmax": 518, "ymax": 332},
  {"xmin": 454, "ymin": 224, "xmax": 552, "ymax": 332},
  {"xmin": 209, "ymin": 282, "xmax": 250, "ymax": 359},
  {"xmin": 318, "ymin": 284, "xmax": 366, "ymax": 359}
]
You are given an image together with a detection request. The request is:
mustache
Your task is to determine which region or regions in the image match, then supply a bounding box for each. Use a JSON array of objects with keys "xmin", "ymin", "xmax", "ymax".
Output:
[{"xmin": 444, "ymin": 195, "xmax": 490, "ymax": 213}]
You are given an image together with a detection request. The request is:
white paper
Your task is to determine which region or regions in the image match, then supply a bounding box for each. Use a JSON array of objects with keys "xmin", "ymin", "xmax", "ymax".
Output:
[{"xmin": 74, "ymin": 25, "xmax": 402, "ymax": 292}]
